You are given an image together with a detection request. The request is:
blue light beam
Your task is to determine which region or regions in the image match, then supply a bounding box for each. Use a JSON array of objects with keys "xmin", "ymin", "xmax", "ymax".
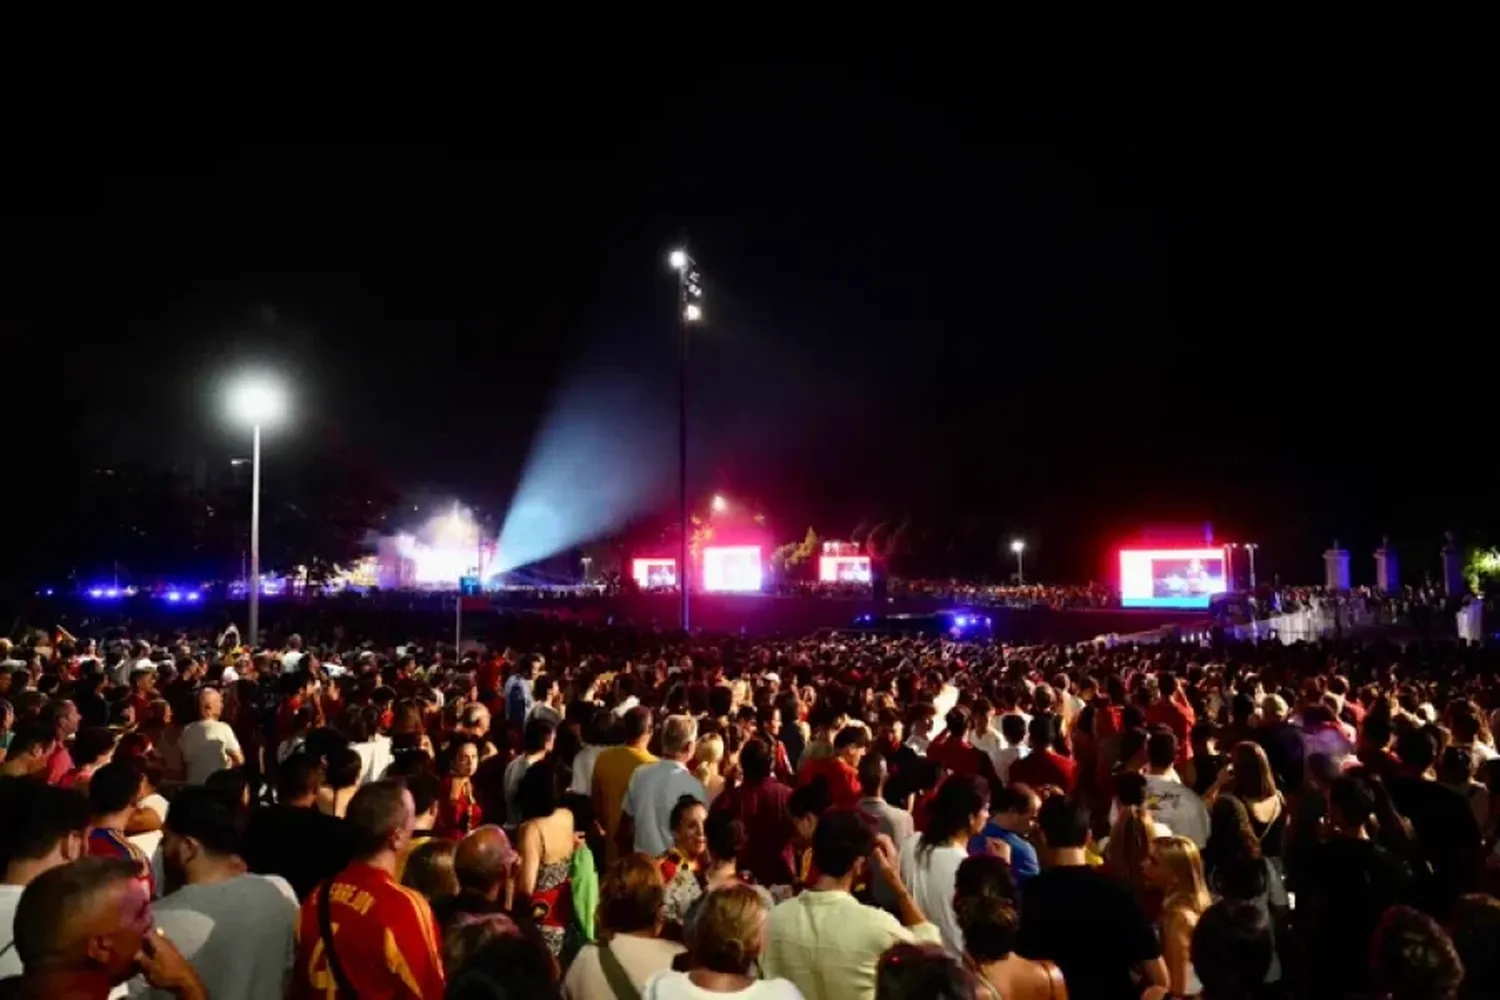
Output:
[{"xmin": 495, "ymin": 368, "xmax": 672, "ymax": 574}]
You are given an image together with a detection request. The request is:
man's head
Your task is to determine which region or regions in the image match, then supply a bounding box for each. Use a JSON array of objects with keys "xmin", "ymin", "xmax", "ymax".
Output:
[
  {"xmin": 460, "ymin": 703, "xmax": 490, "ymax": 738},
  {"xmin": 810, "ymin": 809, "xmax": 874, "ymax": 884},
  {"xmin": 833, "ymin": 725, "xmax": 870, "ymax": 766},
  {"xmin": 1036, "ymin": 794, "xmax": 1090, "ymax": 853},
  {"xmin": 857, "ymin": 752, "xmax": 887, "ymax": 799},
  {"xmin": 0, "ymin": 780, "xmax": 90, "ymax": 883},
  {"xmin": 13, "ymin": 857, "xmax": 151, "ymax": 984},
  {"xmin": 0, "ymin": 724, "xmax": 56, "ymax": 776},
  {"xmin": 661, "ymin": 715, "xmax": 698, "ymax": 762},
  {"xmin": 39, "ymin": 699, "xmax": 80, "ymax": 740},
  {"xmin": 1145, "ymin": 729, "xmax": 1178, "ymax": 773},
  {"xmin": 453, "ymin": 826, "xmax": 519, "ymax": 900},
  {"xmin": 276, "ymin": 753, "xmax": 325, "ymax": 807},
  {"xmin": 406, "ymin": 772, "xmax": 443, "ymax": 830},
  {"xmin": 991, "ymin": 784, "xmax": 1041, "ymax": 835},
  {"xmin": 161, "ymin": 786, "xmax": 245, "ymax": 891},
  {"xmin": 621, "ymin": 706, "xmax": 654, "ymax": 747},
  {"xmin": 88, "ymin": 762, "xmax": 143, "ymax": 823},
  {"xmin": 195, "ymin": 687, "xmax": 223, "ymax": 722},
  {"xmin": 345, "ymin": 779, "xmax": 417, "ymax": 860},
  {"xmin": 521, "ymin": 717, "xmax": 556, "ymax": 756}
]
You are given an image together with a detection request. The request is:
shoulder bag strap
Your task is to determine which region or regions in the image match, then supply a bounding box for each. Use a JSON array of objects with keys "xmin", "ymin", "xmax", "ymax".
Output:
[
  {"xmin": 317, "ymin": 880, "xmax": 357, "ymax": 1000},
  {"xmin": 0, "ymin": 939, "xmax": 13, "ymax": 961},
  {"xmin": 597, "ymin": 940, "xmax": 643, "ymax": 1000}
]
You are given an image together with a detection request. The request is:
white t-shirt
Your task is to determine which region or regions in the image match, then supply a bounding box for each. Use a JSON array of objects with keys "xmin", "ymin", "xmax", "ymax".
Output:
[
  {"xmin": 569, "ymin": 744, "xmax": 607, "ymax": 796},
  {"xmin": 130, "ymin": 873, "xmax": 298, "ymax": 1000},
  {"xmin": 898, "ymin": 834, "xmax": 967, "ymax": 957},
  {"xmin": 180, "ymin": 720, "xmax": 244, "ymax": 785},
  {"xmin": 563, "ymin": 935, "xmax": 685, "ymax": 999},
  {"xmin": 0, "ymin": 883, "xmax": 23, "ymax": 978},
  {"xmin": 351, "ymin": 736, "xmax": 394, "ymax": 786},
  {"xmin": 128, "ymin": 793, "xmax": 170, "ymax": 895},
  {"xmin": 623, "ymin": 761, "xmax": 708, "ymax": 857},
  {"xmin": 642, "ymin": 970, "xmax": 804, "ymax": 1000},
  {"xmin": 1108, "ymin": 775, "xmax": 1209, "ymax": 848}
]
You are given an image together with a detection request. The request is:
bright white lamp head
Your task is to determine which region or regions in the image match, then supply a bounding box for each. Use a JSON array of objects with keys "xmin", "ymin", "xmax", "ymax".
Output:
[
  {"xmin": 227, "ymin": 376, "xmax": 288, "ymax": 427},
  {"xmin": 683, "ymin": 302, "xmax": 703, "ymax": 322},
  {"xmin": 1011, "ymin": 540, "xmax": 1026, "ymax": 553},
  {"xmin": 711, "ymin": 494, "xmax": 728, "ymax": 514},
  {"xmin": 668, "ymin": 249, "xmax": 688, "ymax": 271}
]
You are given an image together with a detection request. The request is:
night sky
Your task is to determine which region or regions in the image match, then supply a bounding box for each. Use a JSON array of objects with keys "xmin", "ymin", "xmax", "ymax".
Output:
[{"xmin": 4, "ymin": 67, "xmax": 1490, "ymax": 586}]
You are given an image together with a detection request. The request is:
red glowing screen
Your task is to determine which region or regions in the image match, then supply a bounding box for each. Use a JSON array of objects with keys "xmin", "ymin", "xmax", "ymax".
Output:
[
  {"xmin": 1119, "ymin": 547, "xmax": 1228, "ymax": 609},
  {"xmin": 631, "ymin": 558, "xmax": 677, "ymax": 589},
  {"xmin": 818, "ymin": 555, "xmax": 872, "ymax": 583}
]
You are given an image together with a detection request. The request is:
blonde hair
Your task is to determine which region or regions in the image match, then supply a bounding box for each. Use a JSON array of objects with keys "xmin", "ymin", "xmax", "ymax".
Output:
[
  {"xmin": 694, "ymin": 734, "xmax": 725, "ymax": 783},
  {"xmin": 401, "ymin": 838, "xmax": 459, "ymax": 900},
  {"xmin": 1154, "ymin": 836, "xmax": 1212, "ymax": 915},
  {"xmin": 686, "ymin": 883, "xmax": 768, "ymax": 975},
  {"xmin": 1104, "ymin": 806, "xmax": 1157, "ymax": 899}
]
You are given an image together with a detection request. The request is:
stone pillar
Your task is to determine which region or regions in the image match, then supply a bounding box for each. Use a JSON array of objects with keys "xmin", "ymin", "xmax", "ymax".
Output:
[
  {"xmin": 1441, "ymin": 532, "xmax": 1466, "ymax": 596},
  {"xmin": 1323, "ymin": 542, "xmax": 1350, "ymax": 591},
  {"xmin": 1374, "ymin": 537, "xmax": 1399, "ymax": 594}
]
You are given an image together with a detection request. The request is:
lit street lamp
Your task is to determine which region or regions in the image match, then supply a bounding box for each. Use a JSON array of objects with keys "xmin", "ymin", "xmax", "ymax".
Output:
[
  {"xmin": 1010, "ymin": 539, "xmax": 1026, "ymax": 585},
  {"xmin": 711, "ymin": 494, "xmax": 728, "ymax": 515},
  {"xmin": 669, "ymin": 247, "xmax": 705, "ymax": 631},
  {"xmin": 226, "ymin": 374, "xmax": 288, "ymax": 648}
]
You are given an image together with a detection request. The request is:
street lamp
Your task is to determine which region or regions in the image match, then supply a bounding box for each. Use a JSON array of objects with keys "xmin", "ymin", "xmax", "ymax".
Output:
[
  {"xmin": 1010, "ymin": 539, "xmax": 1026, "ymax": 585},
  {"xmin": 226, "ymin": 374, "xmax": 288, "ymax": 648},
  {"xmin": 711, "ymin": 494, "xmax": 728, "ymax": 515},
  {"xmin": 669, "ymin": 247, "xmax": 705, "ymax": 631}
]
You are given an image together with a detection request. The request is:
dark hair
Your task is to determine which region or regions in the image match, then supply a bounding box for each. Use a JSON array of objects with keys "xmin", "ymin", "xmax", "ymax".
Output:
[
  {"xmin": 516, "ymin": 758, "xmax": 567, "ymax": 823},
  {"xmin": 1037, "ymin": 795, "xmax": 1089, "ymax": 849},
  {"xmin": 406, "ymin": 772, "xmax": 443, "ymax": 817},
  {"xmin": 789, "ymin": 778, "xmax": 833, "ymax": 820},
  {"xmin": 739, "ymin": 738, "xmax": 772, "ymax": 783},
  {"xmin": 3, "ymin": 723, "xmax": 54, "ymax": 759},
  {"xmin": 325, "ymin": 746, "xmax": 364, "ymax": 790},
  {"xmin": 346, "ymin": 779, "xmax": 412, "ymax": 857},
  {"xmin": 857, "ymin": 752, "xmax": 887, "ymax": 797},
  {"xmin": 1395, "ymin": 728, "xmax": 1438, "ymax": 773},
  {"xmin": 205, "ymin": 767, "xmax": 253, "ymax": 807},
  {"xmin": 668, "ymin": 794, "xmax": 707, "ymax": 834},
  {"xmin": 991, "ymin": 784, "xmax": 1035, "ymax": 816},
  {"xmin": 999, "ymin": 714, "xmax": 1027, "ymax": 746},
  {"xmin": 87, "ymin": 760, "xmax": 141, "ymax": 815},
  {"xmin": 0, "ymin": 780, "xmax": 89, "ymax": 868},
  {"xmin": 621, "ymin": 706, "xmax": 653, "ymax": 744},
  {"xmin": 834, "ymin": 725, "xmax": 870, "ymax": 751},
  {"xmin": 875, "ymin": 943, "xmax": 976, "ymax": 1000},
  {"xmin": 276, "ymin": 752, "xmax": 324, "ymax": 802},
  {"xmin": 1328, "ymin": 774, "xmax": 1377, "ymax": 829},
  {"xmin": 704, "ymin": 811, "xmax": 746, "ymax": 863},
  {"xmin": 1191, "ymin": 899, "xmax": 1273, "ymax": 997},
  {"xmin": 918, "ymin": 776, "xmax": 987, "ymax": 856},
  {"xmin": 164, "ymin": 786, "xmax": 245, "ymax": 856},
  {"xmin": 1373, "ymin": 905, "xmax": 1464, "ymax": 1000},
  {"xmin": 444, "ymin": 924, "xmax": 560, "ymax": 1000},
  {"xmin": 953, "ymin": 854, "xmax": 1021, "ymax": 962},
  {"xmin": 71, "ymin": 726, "xmax": 117, "ymax": 765},
  {"xmin": 1146, "ymin": 729, "xmax": 1178, "ymax": 770},
  {"xmin": 811, "ymin": 809, "xmax": 874, "ymax": 879},
  {"xmin": 522, "ymin": 716, "xmax": 556, "ymax": 754},
  {"xmin": 1450, "ymin": 893, "xmax": 1500, "ymax": 1000}
]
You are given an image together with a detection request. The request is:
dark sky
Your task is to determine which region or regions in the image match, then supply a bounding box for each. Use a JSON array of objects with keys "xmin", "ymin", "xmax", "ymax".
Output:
[{"xmin": 4, "ymin": 67, "xmax": 1491, "ymax": 584}]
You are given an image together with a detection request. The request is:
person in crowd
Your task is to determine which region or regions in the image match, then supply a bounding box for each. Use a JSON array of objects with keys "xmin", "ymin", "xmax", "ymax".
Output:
[
  {"xmin": 1371, "ymin": 905, "xmax": 1465, "ymax": 1000},
  {"xmin": 506, "ymin": 716, "xmax": 557, "ymax": 826},
  {"xmin": 401, "ymin": 837, "xmax": 460, "ymax": 901},
  {"xmin": 0, "ymin": 725, "xmax": 55, "ymax": 779},
  {"xmin": 952, "ymin": 854, "xmax": 1067, "ymax": 1000},
  {"xmin": 858, "ymin": 753, "xmax": 917, "ymax": 907},
  {"xmin": 563, "ymin": 854, "xmax": 685, "ymax": 1000},
  {"xmin": 0, "ymin": 780, "xmax": 90, "ymax": 980},
  {"xmin": 621, "ymin": 715, "xmax": 707, "ymax": 858},
  {"xmin": 798, "ymin": 726, "xmax": 867, "ymax": 809},
  {"xmin": 314, "ymin": 744, "xmax": 363, "ymax": 819},
  {"xmin": 241, "ymin": 752, "xmax": 356, "ymax": 900},
  {"xmin": 58, "ymin": 726, "xmax": 118, "ymax": 792},
  {"xmin": 900, "ymin": 774, "xmax": 990, "ymax": 956},
  {"xmin": 1017, "ymin": 795, "xmax": 1166, "ymax": 1000},
  {"xmin": 85, "ymin": 761, "xmax": 155, "ymax": 898},
  {"xmin": 6, "ymin": 857, "xmax": 206, "ymax": 1000},
  {"xmin": 290, "ymin": 779, "xmax": 445, "ymax": 998},
  {"xmin": 764, "ymin": 809, "xmax": 942, "ymax": 1000},
  {"xmin": 569, "ymin": 710, "xmax": 617, "ymax": 797},
  {"xmin": 693, "ymin": 733, "xmax": 728, "ymax": 803},
  {"xmin": 1141, "ymin": 899, "xmax": 1273, "ymax": 1000},
  {"xmin": 644, "ymin": 882, "xmax": 802, "ymax": 999},
  {"xmin": 516, "ymin": 757, "xmax": 578, "ymax": 960},
  {"xmin": 658, "ymin": 795, "xmax": 710, "ymax": 928},
  {"xmin": 1144, "ymin": 836, "xmax": 1212, "ymax": 999},
  {"xmin": 438, "ymin": 736, "xmax": 484, "ymax": 837},
  {"xmin": 178, "ymin": 687, "xmax": 244, "ymax": 785},
  {"xmin": 873, "ymin": 943, "xmax": 976, "ymax": 1000},
  {"xmin": 1009, "ymin": 714, "xmax": 1077, "ymax": 795},
  {"xmin": 444, "ymin": 913, "xmax": 561, "ymax": 1000},
  {"xmin": 594, "ymin": 707, "xmax": 658, "ymax": 866},
  {"xmin": 969, "ymin": 784, "xmax": 1041, "ymax": 886},
  {"xmin": 1449, "ymin": 893, "xmax": 1500, "ymax": 1000},
  {"xmin": 711, "ymin": 737, "xmax": 796, "ymax": 888},
  {"xmin": 430, "ymin": 825, "xmax": 521, "ymax": 928},
  {"xmin": 150, "ymin": 785, "xmax": 300, "ymax": 1000}
]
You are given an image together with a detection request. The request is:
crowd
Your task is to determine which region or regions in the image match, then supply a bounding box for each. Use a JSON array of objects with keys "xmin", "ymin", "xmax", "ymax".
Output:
[{"xmin": 1, "ymin": 615, "xmax": 1499, "ymax": 1000}]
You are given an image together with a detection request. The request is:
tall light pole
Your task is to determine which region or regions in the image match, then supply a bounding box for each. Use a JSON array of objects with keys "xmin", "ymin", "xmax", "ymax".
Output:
[
  {"xmin": 1245, "ymin": 542, "xmax": 1259, "ymax": 589},
  {"xmin": 227, "ymin": 375, "xmax": 288, "ymax": 648},
  {"xmin": 1011, "ymin": 539, "xmax": 1026, "ymax": 585},
  {"xmin": 669, "ymin": 247, "xmax": 704, "ymax": 631}
]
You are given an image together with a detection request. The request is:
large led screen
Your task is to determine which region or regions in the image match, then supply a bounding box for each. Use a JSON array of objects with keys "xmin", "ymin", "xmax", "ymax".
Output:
[
  {"xmin": 818, "ymin": 555, "xmax": 872, "ymax": 583},
  {"xmin": 703, "ymin": 545, "xmax": 763, "ymax": 593},
  {"xmin": 631, "ymin": 558, "xmax": 677, "ymax": 590},
  {"xmin": 1119, "ymin": 548, "xmax": 1228, "ymax": 609}
]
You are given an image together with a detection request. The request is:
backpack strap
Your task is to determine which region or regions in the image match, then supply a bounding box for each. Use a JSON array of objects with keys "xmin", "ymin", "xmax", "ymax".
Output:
[{"xmin": 317, "ymin": 880, "xmax": 357, "ymax": 999}]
